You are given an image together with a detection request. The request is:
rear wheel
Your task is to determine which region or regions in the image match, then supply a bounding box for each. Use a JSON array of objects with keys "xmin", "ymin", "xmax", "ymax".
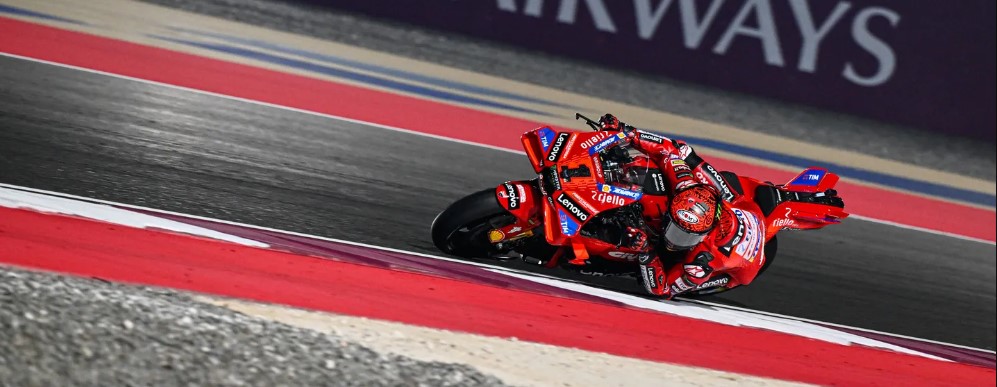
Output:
[{"xmin": 431, "ymin": 189, "xmax": 508, "ymax": 258}]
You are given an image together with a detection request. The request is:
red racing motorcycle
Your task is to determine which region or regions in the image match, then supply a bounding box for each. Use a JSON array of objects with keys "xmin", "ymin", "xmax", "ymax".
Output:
[{"xmin": 431, "ymin": 114, "xmax": 847, "ymax": 295}]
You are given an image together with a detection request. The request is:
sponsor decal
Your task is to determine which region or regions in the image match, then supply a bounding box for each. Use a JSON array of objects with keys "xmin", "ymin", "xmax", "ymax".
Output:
[
  {"xmin": 588, "ymin": 132, "xmax": 627, "ymax": 155},
  {"xmin": 591, "ymin": 155, "xmax": 604, "ymax": 179},
  {"xmin": 503, "ymin": 183, "xmax": 520, "ymax": 209},
  {"xmin": 669, "ymin": 159, "xmax": 686, "ymax": 166},
  {"xmin": 546, "ymin": 132, "xmax": 571, "ymax": 162},
  {"xmin": 494, "ymin": 0, "xmax": 904, "ymax": 90},
  {"xmin": 508, "ymin": 226, "xmax": 522, "ymax": 234},
  {"xmin": 670, "ymin": 277, "xmax": 693, "ymax": 293},
  {"xmin": 487, "ymin": 229, "xmax": 505, "ymax": 243},
  {"xmin": 678, "ymin": 144, "xmax": 692, "ymax": 159},
  {"xmin": 719, "ymin": 219, "xmax": 745, "ymax": 256},
  {"xmin": 772, "ymin": 217, "xmax": 796, "ymax": 228},
  {"xmin": 732, "ymin": 209, "xmax": 762, "ymax": 262},
  {"xmin": 704, "ymin": 164, "xmax": 735, "ymax": 202},
  {"xmin": 608, "ymin": 251, "xmax": 641, "ymax": 261},
  {"xmin": 591, "ymin": 189, "xmax": 626, "ymax": 206},
  {"xmin": 558, "ymin": 209, "xmax": 580, "ymax": 236},
  {"xmin": 569, "ymin": 192, "xmax": 599, "ymax": 214},
  {"xmin": 651, "ymin": 172, "xmax": 667, "ymax": 193},
  {"xmin": 684, "ymin": 264, "xmax": 707, "ymax": 278},
  {"xmin": 538, "ymin": 127, "xmax": 556, "ymax": 153},
  {"xmin": 563, "ymin": 133, "xmax": 577, "ymax": 157},
  {"xmin": 557, "ymin": 193, "xmax": 591, "ymax": 222},
  {"xmin": 676, "ymin": 209, "xmax": 700, "ymax": 224},
  {"xmin": 685, "ymin": 252, "xmax": 714, "ymax": 278},
  {"xmin": 638, "ymin": 132, "xmax": 664, "ymax": 144},
  {"xmin": 579, "ymin": 131, "xmax": 612, "ymax": 149},
  {"xmin": 695, "ymin": 275, "xmax": 730, "ymax": 290},
  {"xmin": 598, "ymin": 184, "xmax": 643, "ymax": 200},
  {"xmin": 672, "ymin": 164, "xmax": 691, "ymax": 173},
  {"xmin": 637, "ymin": 253, "xmax": 655, "ymax": 265},
  {"xmin": 640, "ymin": 265, "xmax": 657, "ymax": 291},
  {"xmin": 789, "ymin": 169, "xmax": 827, "ymax": 187},
  {"xmin": 675, "ymin": 179, "xmax": 695, "ymax": 191},
  {"xmin": 542, "ymin": 167, "xmax": 561, "ymax": 193},
  {"xmin": 675, "ymin": 172, "xmax": 692, "ymax": 180}
]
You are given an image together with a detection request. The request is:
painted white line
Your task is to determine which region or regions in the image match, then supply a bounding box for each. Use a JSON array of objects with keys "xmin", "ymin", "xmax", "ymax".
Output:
[
  {"xmin": 0, "ymin": 52, "xmax": 993, "ymax": 247},
  {"xmin": 2, "ymin": 182, "xmax": 993, "ymax": 356},
  {"xmin": 0, "ymin": 186, "xmax": 268, "ymax": 248}
]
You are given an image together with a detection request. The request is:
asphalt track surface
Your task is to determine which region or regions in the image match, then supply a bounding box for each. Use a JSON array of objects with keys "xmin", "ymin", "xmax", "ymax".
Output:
[{"xmin": 1, "ymin": 56, "xmax": 995, "ymax": 351}]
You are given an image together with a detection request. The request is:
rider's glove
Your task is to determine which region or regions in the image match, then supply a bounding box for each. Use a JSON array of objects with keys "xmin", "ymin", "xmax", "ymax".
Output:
[
  {"xmin": 623, "ymin": 226, "xmax": 649, "ymax": 250},
  {"xmin": 599, "ymin": 113, "xmax": 634, "ymax": 132},
  {"xmin": 600, "ymin": 113, "xmax": 636, "ymax": 137},
  {"xmin": 599, "ymin": 114, "xmax": 622, "ymax": 131}
]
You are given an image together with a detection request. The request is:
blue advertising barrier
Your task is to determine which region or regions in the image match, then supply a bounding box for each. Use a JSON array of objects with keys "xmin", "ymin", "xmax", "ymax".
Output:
[{"xmin": 296, "ymin": 0, "xmax": 995, "ymax": 142}]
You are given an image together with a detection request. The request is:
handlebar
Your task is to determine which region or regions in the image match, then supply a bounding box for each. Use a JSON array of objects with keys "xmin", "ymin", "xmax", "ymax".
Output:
[{"xmin": 575, "ymin": 113, "xmax": 601, "ymax": 131}]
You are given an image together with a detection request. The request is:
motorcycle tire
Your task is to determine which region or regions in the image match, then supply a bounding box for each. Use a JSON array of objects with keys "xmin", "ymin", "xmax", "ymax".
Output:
[{"xmin": 431, "ymin": 188, "xmax": 507, "ymax": 257}]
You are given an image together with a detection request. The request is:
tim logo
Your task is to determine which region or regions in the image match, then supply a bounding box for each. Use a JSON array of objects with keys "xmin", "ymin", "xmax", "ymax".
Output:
[
  {"xmin": 538, "ymin": 127, "xmax": 556, "ymax": 152},
  {"xmin": 790, "ymin": 169, "xmax": 826, "ymax": 187}
]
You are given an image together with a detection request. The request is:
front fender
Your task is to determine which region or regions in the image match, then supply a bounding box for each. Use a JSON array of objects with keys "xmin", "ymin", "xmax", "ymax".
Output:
[{"xmin": 495, "ymin": 180, "xmax": 543, "ymax": 224}]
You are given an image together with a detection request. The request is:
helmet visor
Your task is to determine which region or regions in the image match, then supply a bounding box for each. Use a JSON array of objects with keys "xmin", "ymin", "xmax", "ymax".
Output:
[{"xmin": 663, "ymin": 220, "xmax": 707, "ymax": 250}]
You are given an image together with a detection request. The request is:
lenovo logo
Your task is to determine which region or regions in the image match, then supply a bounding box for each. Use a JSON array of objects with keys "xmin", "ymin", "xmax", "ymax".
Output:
[{"xmin": 557, "ymin": 193, "xmax": 590, "ymax": 221}]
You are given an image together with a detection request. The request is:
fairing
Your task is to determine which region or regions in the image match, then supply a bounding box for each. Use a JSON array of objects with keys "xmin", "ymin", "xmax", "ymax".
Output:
[
  {"xmin": 523, "ymin": 127, "xmax": 648, "ymax": 245},
  {"xmin": 499, "ymin": 126, "xmax": 848, "ymax": 267}
]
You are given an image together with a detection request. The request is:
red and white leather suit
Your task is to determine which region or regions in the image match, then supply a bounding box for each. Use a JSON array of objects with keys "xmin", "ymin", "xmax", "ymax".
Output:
[{"xmin": 602, "ymin": 116, "xmax": 769, "ymax": 298}]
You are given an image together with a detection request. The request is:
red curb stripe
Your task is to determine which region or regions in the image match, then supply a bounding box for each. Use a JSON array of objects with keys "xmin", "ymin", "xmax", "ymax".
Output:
[{"xmin": 1, "ymin": 207, "xmax": 993, "ymax": 385}]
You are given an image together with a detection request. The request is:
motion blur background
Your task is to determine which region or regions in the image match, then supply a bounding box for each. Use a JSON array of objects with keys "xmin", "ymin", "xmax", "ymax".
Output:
[
  {"xmin": 153, "ymin": 0, "xmax": 996, "ymax": 171},
  {"xmin": 1, "ymin": 1, "xmax": 994, "ymax": 384}
]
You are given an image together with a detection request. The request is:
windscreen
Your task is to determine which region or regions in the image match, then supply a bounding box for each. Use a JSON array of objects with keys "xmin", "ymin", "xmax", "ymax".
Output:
[{"xmin": 599, "ymin": 142, "xmax": 650, "ymax": 194}]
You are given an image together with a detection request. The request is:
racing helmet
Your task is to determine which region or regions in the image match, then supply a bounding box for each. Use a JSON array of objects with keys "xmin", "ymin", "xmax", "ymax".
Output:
[{"xmin": 664, "ymin": 184, "xmax": 721, "ymax": 250}]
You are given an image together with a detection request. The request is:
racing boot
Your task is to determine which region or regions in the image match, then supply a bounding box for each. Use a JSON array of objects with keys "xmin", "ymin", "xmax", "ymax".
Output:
[{"xmin": 637, "ymin": 254, "xmax": 670, "ymax": 298}]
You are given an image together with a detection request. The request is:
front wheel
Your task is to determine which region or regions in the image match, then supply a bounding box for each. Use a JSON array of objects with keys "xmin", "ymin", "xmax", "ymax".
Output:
[{"xmin": 431, "ymin": 188, "xmax": 509, "ymax": 257}]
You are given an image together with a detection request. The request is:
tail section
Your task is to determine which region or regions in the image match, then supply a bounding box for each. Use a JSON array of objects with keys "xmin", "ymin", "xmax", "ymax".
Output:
[
  {"xmin": 765, "ymin": 167, "xmax": 848, "ymax": 239},
  {"xmin": 784, "ymin": 167, "xmax": 839, "ymax": 193}
]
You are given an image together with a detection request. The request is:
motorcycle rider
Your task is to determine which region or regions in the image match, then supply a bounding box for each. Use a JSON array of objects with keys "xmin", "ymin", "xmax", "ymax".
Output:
[{"xmin": 597, "ymin": 114, "xmax": 770, "ymax": 299}]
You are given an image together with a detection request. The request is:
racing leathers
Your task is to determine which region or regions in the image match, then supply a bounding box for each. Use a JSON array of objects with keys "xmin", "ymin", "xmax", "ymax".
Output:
[{"xmin": 599, "ymin": 114, "xmax": 769, "ymax": 299}]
